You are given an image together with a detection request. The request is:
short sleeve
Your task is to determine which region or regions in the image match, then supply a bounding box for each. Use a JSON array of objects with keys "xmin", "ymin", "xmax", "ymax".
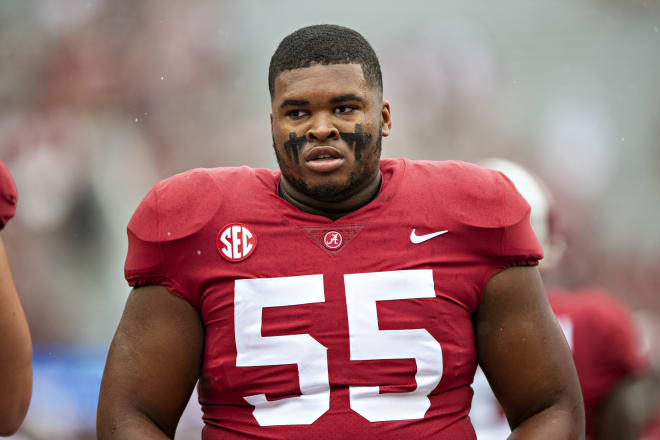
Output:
[
  {"xmin": 468, "ymin": 166, "xmax": 544, "ymax": 290},
  {"xmin": 0, "ymin": 160, "xmax": 18, "ymax": 230},
  {"xmin": 499, "ymin": 205, "xmax": 544, "ymax": 267},
  {"xmin": 406, "ymin": 160, "xmax": 544, "ymax": 297},
  {"xmin": 124, "ymin": 169, "xmax": 222, "ymax": 309},
  {"xmin": 124, "ymin": 184, "xmax": 188, "ymax": 303}
]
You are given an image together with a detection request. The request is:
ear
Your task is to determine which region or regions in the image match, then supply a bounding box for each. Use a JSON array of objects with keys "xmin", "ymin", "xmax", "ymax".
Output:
[{"xmin": 380, "ymin": 100, "xmax": 392, "ymax": 137}]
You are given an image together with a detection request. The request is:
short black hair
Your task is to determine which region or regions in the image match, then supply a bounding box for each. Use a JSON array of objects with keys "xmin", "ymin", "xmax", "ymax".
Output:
[{"xmin": 268, "ymin": 24, "xmax": 382, "ymax": 99}]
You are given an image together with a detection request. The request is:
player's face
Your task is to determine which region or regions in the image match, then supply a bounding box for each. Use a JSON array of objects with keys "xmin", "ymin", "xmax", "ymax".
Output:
[{"xmin": 270, "ymin": 63, "xmax": 391, "ymax": 202}]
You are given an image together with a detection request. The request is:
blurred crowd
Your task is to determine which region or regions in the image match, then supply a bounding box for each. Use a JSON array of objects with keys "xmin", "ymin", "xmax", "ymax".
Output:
[{"xmin": 0, "ymin": 1, "xmax": 659, "ymax": 438}]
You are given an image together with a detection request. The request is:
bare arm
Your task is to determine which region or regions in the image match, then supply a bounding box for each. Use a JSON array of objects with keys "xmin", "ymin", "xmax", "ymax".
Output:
[
  {"xmin": 476, "ymin": 266, "xmax": 584, "ymax": 439},
  {"xmin": 97, "ymin": 285, "xmax": 204, "ymax": 439},
  {"xmin": 0, "ymin": 237, "xmax": 32, "ymax": 436}
]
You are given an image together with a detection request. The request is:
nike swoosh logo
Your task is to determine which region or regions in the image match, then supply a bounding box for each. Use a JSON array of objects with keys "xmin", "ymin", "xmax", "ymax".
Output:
[{"xmin": 410, "ymin": 229, "xmax": 449, "ymax": 244}]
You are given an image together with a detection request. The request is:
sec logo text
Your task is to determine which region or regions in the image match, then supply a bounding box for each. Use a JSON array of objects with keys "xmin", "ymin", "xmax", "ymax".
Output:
[{"xmin": 217, "ymin": 223, "xmax": 257, "ymax": 262}]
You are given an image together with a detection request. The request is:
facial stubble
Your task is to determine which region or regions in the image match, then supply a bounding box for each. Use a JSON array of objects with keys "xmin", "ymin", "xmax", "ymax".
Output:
[{"xmin": 273, "ymin": 123, "xmax": 383, "ymax": 202}]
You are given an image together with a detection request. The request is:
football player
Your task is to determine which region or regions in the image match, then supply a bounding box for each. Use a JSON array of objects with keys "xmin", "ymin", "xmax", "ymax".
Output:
[
  {"xmin": 0, "ymin": 159, "xmax": 32, "ymax": 436},
  {"xmin": 98, "ymin": 25, "xmax": 584, "ymax": 439},
  {"xmin": 472, "ymin": 158, "xmax": 653, "ymax": 440}
]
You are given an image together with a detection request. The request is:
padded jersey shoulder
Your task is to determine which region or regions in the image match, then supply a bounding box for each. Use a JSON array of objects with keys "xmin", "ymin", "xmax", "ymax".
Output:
[
  {"xmin": 128, "ymin": 166, "xmax": 256, "ymax": 243},
  {"xmin": 0, "ymin": 160, "xmax": 17, "ymax": 230},
  {"xmin": 404, "ymin": 159, "xmax": 532, "ymax": 229}
]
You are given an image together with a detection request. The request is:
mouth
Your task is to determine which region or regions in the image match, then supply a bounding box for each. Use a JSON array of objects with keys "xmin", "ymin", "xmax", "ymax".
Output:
[
  {"xmin": 302, "ymin": 146, "xmax": 346, "ymax": 173},
  {"xmin": 303, "ymin": 146, "xmax": 344, "ymax": 161}
]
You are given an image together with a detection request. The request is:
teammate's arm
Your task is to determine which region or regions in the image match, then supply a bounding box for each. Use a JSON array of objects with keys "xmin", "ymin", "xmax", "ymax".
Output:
[
  {"xmin": 97, "ymin": 285, "xmax": 203, "ymax": 439},
  {"xmin": 0, "ymin": 238, "xmax": 32, "ymax": 436},
  {"xmin": 475, "ymin": 265, "xmax": 584, "ymax": 439}
]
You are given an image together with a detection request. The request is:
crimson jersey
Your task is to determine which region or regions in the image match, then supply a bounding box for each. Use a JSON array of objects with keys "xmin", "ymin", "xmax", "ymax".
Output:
[
  {"xmin": 642, "ymin": 416, "xmax": 660, "ymax": 439},
  {"xmin": 125, "ymin": 158, "xmax": 542, "ymax": 439},
  {"xmin": 550, "ymin": 289, "xmax": 648, "ymax": 437},
  {"xmin": 472, "ymin": 289, "xmax": 647, "ymax": 439},
  {"xmin": 0, "ymin": 160, "xmax": 17, "ymax": 230}
]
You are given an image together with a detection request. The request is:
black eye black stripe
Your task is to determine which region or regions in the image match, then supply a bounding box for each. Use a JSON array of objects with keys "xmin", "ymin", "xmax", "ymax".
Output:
[
  {"xmin": 283, "ymin": 124, "xmax": 373, "ymax": 163},
  {"xmin": 339, "ymin": 124, "xmax": 372, "ymax": 160},
  {"xmin": 284, "ymin": 132, "xmax": 306, "ymax": 163}
]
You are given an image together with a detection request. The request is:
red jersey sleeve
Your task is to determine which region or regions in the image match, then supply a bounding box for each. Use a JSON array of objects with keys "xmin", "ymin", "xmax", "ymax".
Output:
[
  {"xmin": 402, "ymin": 160, "xmax": 543, "ymax": 306},
  {"xmin": 0, "ymin": 160, "xmax": 18, "ymax": 230},
  {"xmin": 477, "ymin": 166, "xmax": 542, "ymax": 264},
  {"xmin": 474, "ymin": 166, "xmax": 543, "ymax": 291},
  {"xmin": 435, "ymin": 161, "xmax": 543, "ymax": 289},
  {"xmin": 124, "ymin": 169, "xmax": 221, "ymax": 308}
]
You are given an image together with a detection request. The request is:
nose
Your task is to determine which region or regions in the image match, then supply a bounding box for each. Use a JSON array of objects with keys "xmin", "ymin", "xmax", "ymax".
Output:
[{"xmin": 306, "ymin": 113, "xmax": 339, "ymax": 142}]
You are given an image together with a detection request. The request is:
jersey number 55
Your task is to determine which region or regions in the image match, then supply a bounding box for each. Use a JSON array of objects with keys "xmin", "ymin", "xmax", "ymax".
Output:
[{"xmin": 234, "ymin": 269, "xmax": 443, "ymax": 425}]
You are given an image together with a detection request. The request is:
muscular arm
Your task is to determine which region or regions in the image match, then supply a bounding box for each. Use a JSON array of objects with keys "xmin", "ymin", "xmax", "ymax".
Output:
[
  {"xmin": 97, "ymin": 285, "xmax": 204, "ymax": 439},
  {"xmin": 476, "ymin": 266, "xmax": 584, "ymax": 439},
  {"xmin": 0, "ymin": 238, "xmax": 32, "ymax": 436}
]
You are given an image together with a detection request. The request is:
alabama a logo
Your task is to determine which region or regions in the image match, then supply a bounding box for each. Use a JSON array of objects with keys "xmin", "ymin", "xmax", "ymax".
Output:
[
  {"xmin": 323, "ymin": 231, "xmax": 343, "ymax": 250},
  {"xmin": 217, "ymin": 223, "xmax": 257, "ymax": 262},
  {"xmin": 301, "ymin": 225, "xmax": 364, "ymax": 255}
]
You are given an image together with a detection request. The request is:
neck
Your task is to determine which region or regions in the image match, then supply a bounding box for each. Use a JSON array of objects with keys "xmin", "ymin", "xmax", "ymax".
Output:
[{"xmin": 279, "ymin": 171, "xmax": 382, "ymax": 220}]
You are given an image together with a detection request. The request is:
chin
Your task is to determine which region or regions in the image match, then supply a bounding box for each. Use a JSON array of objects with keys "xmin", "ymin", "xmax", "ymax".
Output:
[
  {"xmin": 301, "ymin": 170, "xmax": 373, "ymax": 202},
  {"xmin": 305, "ymin": 183, "xmax": 355, "ymax": 201}
]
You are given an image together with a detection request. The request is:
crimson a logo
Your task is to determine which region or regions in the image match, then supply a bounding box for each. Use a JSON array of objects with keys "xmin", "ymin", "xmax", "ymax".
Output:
[
  {"xmin": 323, "ymin": 231, "xmax": 343, "ymax": 250},
  {"xmin": 301, "ymin": 224, "xmax": 363, "ymax": 255}
]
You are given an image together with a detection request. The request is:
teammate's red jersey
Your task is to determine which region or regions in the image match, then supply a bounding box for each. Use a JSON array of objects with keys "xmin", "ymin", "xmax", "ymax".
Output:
[
  {"xmin": 0, "ymin": 160, "xmax": 17, "ymax": 230},
  {"xmin": 549, "ymin": 288, "xmax": 648, "ymax": 438},
  {"xmin": 125, "ymin": 158, "xmax": 542, "ymax": 439},
  {"xmin": 471, "ymin": 288, "xmax": 647, "ymax": 439},
  {"xmin": 641, "ymin": 415, "xmax": 660, "ymax": 439}
]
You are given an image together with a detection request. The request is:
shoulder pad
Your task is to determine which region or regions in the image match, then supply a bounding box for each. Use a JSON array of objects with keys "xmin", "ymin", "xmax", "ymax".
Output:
[
  {"xmin": 128, "ymin": 168, "xmax": 222, "ymax": 242},
  {"xmin": 433, "ymin": 160, "xmax": 531, "ymax": 229}
]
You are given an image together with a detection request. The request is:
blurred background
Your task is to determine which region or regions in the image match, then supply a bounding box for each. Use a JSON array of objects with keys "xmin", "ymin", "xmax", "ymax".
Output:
[{"xmin": 0, "ymin": 0, "xmax": 659, "ymax": 438}]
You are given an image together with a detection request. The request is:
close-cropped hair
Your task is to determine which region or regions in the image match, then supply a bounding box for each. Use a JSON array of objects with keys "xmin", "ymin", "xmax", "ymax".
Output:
[{"xmin": 268, "ymin": 24, "xmax": 383, "ymax": 98}]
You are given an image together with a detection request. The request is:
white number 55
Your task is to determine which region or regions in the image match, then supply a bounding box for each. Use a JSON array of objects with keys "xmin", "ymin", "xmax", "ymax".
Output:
[{"xmin": 234, "ymin": 270, "xmax": 443, "ymax": 426}]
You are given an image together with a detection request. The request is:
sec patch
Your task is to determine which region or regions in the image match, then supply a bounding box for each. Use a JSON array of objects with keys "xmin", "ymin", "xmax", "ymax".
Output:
[{"xmin": 217, "ymin": 223, "xmax": 256, "ymax": 262}]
